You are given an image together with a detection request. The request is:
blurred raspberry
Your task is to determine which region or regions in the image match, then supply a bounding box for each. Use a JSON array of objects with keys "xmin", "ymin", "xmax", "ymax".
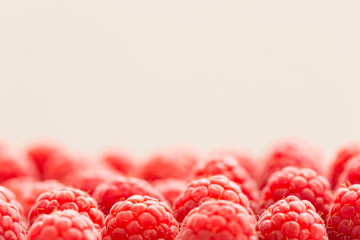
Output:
[
  {"xmin": 258, "ymin": 139, "xmax": 322, "ymax": 188},
  {"xmin": 326, "ymin": 184, "xmax": 360, "ymax": 240},
  {"xmin": 3, "ymin": 177, "xmax": 64, "ymax": 216},
  {"xmin": 257, "ymin": 196, "xmax": 328, "ymax": 240},
  {"xmin": 329, "ymin": 142, "xmax": 360, "ymax": 188},
  {"xmin": 152, "ymin": 178, "xmax": 187, "ymax": 206},
  {"xmin": 27, "ymin": 209, "xmax": 101, "ymax": 240},
  {"xmin": 93, "ymin": 176, "xmax": 166, "ymax": 215},
  {"xmin": 190, "ymin": 155, "xmax": 259, "ymax": 211},
  {"xmin": 177, "ymin": 200, "xmax": 257, "ymax": 240},
  {"xmin": 26, "ymin": 142, "xmax": 62, "ymax": 174},
  {"xmin": 101, "ymin": 195, "xmax": 179, "ymax": 240},
  {"xmin": 138, "ymin": 148, "xmax": 197, "ymax": 181},
  {"xmin": 28, "ymin": 187, "xmax": 104, "ymax": 229},
  {"xmin": 0, "ymin": 200, "xmax": 26, "ymax": 240},
  {"xmin": 173, "ymin": 175, "xmax": 252, "ymax": 223},
  {"xmin": 337, "ymin": 155, "xmax": 360, "ymax": 188},
  {"xmin": 101, "ymin": 150, "xmax": 134, "ymax": 175},
  {"xmin": 261, "ymin": 166, "xmax": 333, "ymax": 218}
]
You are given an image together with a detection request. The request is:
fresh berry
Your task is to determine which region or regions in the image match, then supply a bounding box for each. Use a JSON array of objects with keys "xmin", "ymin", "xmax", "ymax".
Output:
[
  {"xmin": 26, "ymin": 142, "xmax": 62, "ymax": 174},
  {"xmin": 138, "ymin": 148, "xmax": 197, "ymax": 181},
  {"xmin": 27, "ymin": 209, "xmax": 101, "ymax": 240},
  {"xmin": 152, "ymin": 178, "xmax": 187, "ymax": 206},
  {"xmin": 190, "ymin": 155, "xmax": 259, "ymax": 211},
  {"xmin": 101, "ymin": 195, "xmax": 179, "ymax": 240},
  {"xmin": 3, "ymin": 177, "xmax": 64, "ymax": 216},
  {"xmin": 0, "ymin": 185, "xmax": 23, "ymax": 214},
  {"xmin": 261, "ymin": 166, "xmax": 333, "ymax": 218},
  {"xmin": 173, "ymin": 175, "xmax": 252, "ymax": 223},
  {"xmin": 257, "ymin": 196, "xmax": 328, "ymax": 240},
  {"xmin": 329, "ymin": 142, "xmax": 360, "ymax": 188},
  {"xmin": 0, "ymin": 199, "xmax": 26, "ymax": 240},
  {"xmin": 101, "ymin": 150, "xmax": 134, "ymax": 175},
  {"xmin": 326, "ymin": 184, "xmax": 360, "ymax": 239},
  {"xmin": 336, "ymin": 155, "xmax": 360, "ymax": 189},
  {"xmin": 28, "ymin": 187, "xmax": 104, "ymax": 229},
  {"xmin": 258, "ymin": 139, "xmax": 322, "ymax": 188},
  {"xmin": 176, "ymin": 200, "xmax": 257, "ymax": 240},
  {"xmin": 93, "ymin": 176, "xmax": 166, "ymax": 215},
  {"xmin": 212, "ymin": 148, "xmax": 256, "ymax": 178}
]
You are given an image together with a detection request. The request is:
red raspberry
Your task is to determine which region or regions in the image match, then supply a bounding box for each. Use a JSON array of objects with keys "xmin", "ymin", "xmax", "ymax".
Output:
[
  {"xmin": 26, "ymin": 142, "xmax": 62, "ymax": 174},
  {"xmin": 0, "ymin": 200, "xmax": 26, "ymax": 240},
  {"xmin": 0, "ymin": 186, "xmax": 23, "ymax": 212},
  {"xmin": 258, "ymin": 139, "xmax": 322, "ymax": 188},
  {"xmin": 0, "ymin": 147, "xmax": 38, "ymax": 182},
  {"xmin": 261, "ymin": 167, "xmax": 333, "ymax": 218},
  {"xmin": 101, "ymin": 150, "xmax": 134, "ymax": 175},
  {"xmin": 101, "ymin": 195, "xmax": 179, "ymax": 240},
  {"xmin": 138, "ymin": 148, "xmax": 197, "ymax": 181},
  {"xmin": 93, "ymin": 176, "xmax": 166, "ymax": 215},
  {"xmin": 257, "ymin": 196, "xmax": 328, "ymax": 240},
  {"xmin": 329, "ymin": 142, "xmax": 360, "ymax": 188},
  {"xmin": 28, "ymin": 187, "xmax": 104, "ymax": 229},
  {"xmin": 3, "ymin": 177, "xmax": 64, "ymax": 216},
  {"xmin": 177, "ymin": 200, "xmax": 257, "ymax": 240},
  {"xmin": 173, "ymin": 175, "xmax": 252, "ymax": 223},
  {"xmin": 190, "ymin": 155, "xmax": 259, "ymax": 211},
  {"xmin": 326, "ymin": 184, "xmax": 360, "ymax": 239},
  {"xmin": 336, "ymin": 155, "xmax": 360, "ymax": 189},
  {"xmin": 152, "ymin": 178, "xmax": 187, "ymax": 206},
  {"xmin": 27, "ymin": 209, "xmax": 101, "ymax": 240},
  {"xmin": 212, "ymin": 148, "xmax": 256, "ymax": 178}
]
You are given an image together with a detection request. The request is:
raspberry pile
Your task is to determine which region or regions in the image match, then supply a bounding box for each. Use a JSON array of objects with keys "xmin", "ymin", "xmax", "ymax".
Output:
[{"xmin": 0, "ymin": 139, "xmax": 359, "ymax": 239}]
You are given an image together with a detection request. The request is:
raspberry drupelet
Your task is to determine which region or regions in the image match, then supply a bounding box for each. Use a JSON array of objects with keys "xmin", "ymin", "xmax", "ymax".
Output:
[
  {"xmin": 0, "ymin": 199, "xmax": 26, "ymax": 240},
  {"xmin": 257, "ymin": 196, "xmax": 328, "ymax": 240},
  {"xmin": 101, "ymin": 195, "xmax": 179, "ymax": 240},
  {"xmin": 176, "ymin": 200, "xmax": 257, "ymax": 240}
]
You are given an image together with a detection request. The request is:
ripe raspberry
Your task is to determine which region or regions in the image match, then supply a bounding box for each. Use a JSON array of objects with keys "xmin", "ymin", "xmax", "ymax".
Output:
[
  {"xmin": 177, "ymin": 200, "xmax": 257, "ymax": 240},
  {"xmin": 27, "ymin": 209, "xmax": 101, "ymax": 240},
  {"xmin": 336, "ymin": 155, "xmax": 360, "ymax": 189},
  {"xmin": 0, "ymin": 185, "xmax": 23, "ymax": 214},
  {"xmin": 326, "ymin": 184, "xmax": 360, "ymax": 239},
  {"xmin": 329, "ymin": 142, "xmax": 360, "ymax": 188},
  {"xmin": 261, "ymin": 167, "xmax": 333, "ymax": 218},
  {"xmin": 28, "ymin": 187, "xmax": 104, "ymax": 229},
  {"xmin": 101, "ymin": 195, "xmax": 179, "ymax": 240},
  {"xmin": 152, "ymin": 178, "xmax": 187, "ymax": 206},
  {"xmin": 138, "ymin": 148, "xmax": 197, "ymax": 181},
  {"xmin": 173, "ymin": 175, "xmax": 252, "ymax": 223},
  {"xmin": 26, "ymin": 142, "xmax": 62, "ymax": 174},
  {"xmin": 101, "ymin": 150, "xmax": 134, "ymax": 175},
  {"xmin": 257, "ymin": 196, "xmax": 328, "ymax": 240},
  {"xmin": 190, "ymin": 155, "xmax": 259, "ymax": 211},
  {"xmin": 93, "ymin": 176, "xmax": 166, "ymax": 215},
  {"xmin": 3, "ymin": 177, "xmax": 64, "ymax": 216},
  {"xmin": 258, "ymin": 139, "xmax": 322, "ymax": 188},
  {"xmin": 212, "ymin": 148, "xmax": 256, "ymax": 178},
  {"xmin": 0, "ymin": 147, "xmax": 38, "ymax": 182},
  {"xmin": 0, "ymin": 200, "xmax": 26, "ymax": 240}
]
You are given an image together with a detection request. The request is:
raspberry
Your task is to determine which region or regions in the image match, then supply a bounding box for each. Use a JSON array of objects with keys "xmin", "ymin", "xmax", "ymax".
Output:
[
  {"xmin": 336, "ymin": 155, "xmax": 360, "ymax": 189},
  {"xmin": 0, "ymin": 186, "xmax": 23, "ymax": 211},
  {"xmin": 3, "ymin": 177, "xmax": 64, "ymax": 216},
  {"xmin": 101, "ymin": 150, "xmax": 134, "ymax": 175},
  {"xmin": 190, "ymin": 155, "xmax": 259, "ymax": 211},
  {"xmin": 0, "ymin": 200, "xmax": 26, "ymax": 240},
  {"xmin": 138, "ymin": 148, "xmax": 197, "ymax": 181},
  {"xmin": 329, "ymin": 142, "xmax": 360, "ymax": 188},
  {"xmin": 27, "ymin": 209, "xmax": 101, "ymax": 240},
  {"xmin": 28, "ymin": 187, "xmax": 104, "ymax": 229},
  {"xmin": 0, "ymin": 147, "xmax": 38, "ymax": 182},
  {"xmin": 26, "ymin": 142, "xmax": 62, "ymax": 174},
  {"xmin": 176, "ymin": 200, "xmax": 257, "ymax": 240},
  {"xmin": 257, "ymin": 196, "xmax": 327, "ymax": 240},
  {"xmin": 173, "ymin": 175, "xmax": 252, "ymax": 223},
  {"xmin": 101, "ymin": 195, "xmax": 179, "ymax": 240},
  {"xmin": 152, "ymin": 178, "xmax": 187, "ymax": 206},
  {"xmin": 261, "ymin": 167, "xmax": 333, "ymax": 218},
  {"xmin": 93, "ymin": 176, "xmax": 166, "ymax": 215},
  {"xmin": 212, "ymin": 148, "xmax": 256, "ymax": 178},
  {"xmin": 258, "ymin": 139, "xmax": 322, "ymax": 188},
  {"xmin": 326, "ymin": 184, "xmax": 360, "ymax": 239}
]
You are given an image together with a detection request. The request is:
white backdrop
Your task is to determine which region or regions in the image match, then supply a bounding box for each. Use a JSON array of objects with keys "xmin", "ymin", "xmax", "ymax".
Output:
[{"xmin": 1, "ymin": 1, "xmax": 360, "ymax": 158}]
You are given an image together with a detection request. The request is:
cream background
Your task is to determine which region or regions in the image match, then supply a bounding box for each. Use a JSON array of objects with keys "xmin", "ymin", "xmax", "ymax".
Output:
[{"xmin": 1, "ymin": 1, "xmax": 360, "ymax": 159}]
